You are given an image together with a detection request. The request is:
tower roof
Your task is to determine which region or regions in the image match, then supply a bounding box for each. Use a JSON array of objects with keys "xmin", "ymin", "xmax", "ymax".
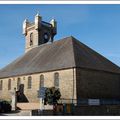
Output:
[{"xmin": 0, "ymin": 36, "xmax": 119, "ymax": 78}]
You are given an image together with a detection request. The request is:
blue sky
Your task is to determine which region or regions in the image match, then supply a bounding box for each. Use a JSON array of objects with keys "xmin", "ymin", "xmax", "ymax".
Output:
[{"xmin": 0, "ymin": 4, "xmax": 120, "ymax": 69}]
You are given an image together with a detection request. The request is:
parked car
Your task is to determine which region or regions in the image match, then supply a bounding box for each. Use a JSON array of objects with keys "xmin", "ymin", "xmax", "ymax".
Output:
[{"xmin": 0, "ymin": 100, "xmax": 11, "ymax": 113}]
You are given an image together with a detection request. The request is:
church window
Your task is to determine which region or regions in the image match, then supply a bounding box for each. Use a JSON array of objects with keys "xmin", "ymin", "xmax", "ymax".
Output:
[
  {"xmin": 28, "ymin": 76, "xmax": 32, "ymax": 89},
  {"xmin": 8, "ymin": 79, "xmax": 11, "ymax": 90},
  {"xmin": 54, "ymin": 72, "xmax": 59, "ymax": 87},
  {"xmin": 40, "ymin": 75, "xmax": 44, "ymax": 88},
  {"xmin": 17, "ymin": 78, "xmax": 21, "ymax": 90},
  {"xmin": 0, "ymin": 80, "xmax": 3, "ymax": 90},
  {"xmin": 30, "ymin": 33, "xmax": 33, "ymax": 46}
]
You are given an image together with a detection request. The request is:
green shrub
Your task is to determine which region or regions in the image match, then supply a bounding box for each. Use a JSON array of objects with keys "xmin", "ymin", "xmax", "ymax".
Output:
[
  {"xmin": 44, "ymin": 87, "xmax": 61, "ymax": 105},
  {"xmin": 0, "ymin": 99, "xmax": 11, "ymax": 113}
]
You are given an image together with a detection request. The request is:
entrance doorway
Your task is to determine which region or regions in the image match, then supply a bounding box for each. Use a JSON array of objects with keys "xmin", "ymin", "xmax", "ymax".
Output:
[{"xmin": 16, "ymin": 84, "xmax": 28, "ymax": 102}]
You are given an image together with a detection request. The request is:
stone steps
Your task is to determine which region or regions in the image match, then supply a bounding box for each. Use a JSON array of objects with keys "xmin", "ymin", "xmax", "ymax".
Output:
[{"xmin": 17, "ymin": 103, "xmax": 40, "ymax": 110}]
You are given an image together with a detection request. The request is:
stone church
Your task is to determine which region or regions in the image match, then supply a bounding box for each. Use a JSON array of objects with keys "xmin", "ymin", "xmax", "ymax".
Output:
[{"xmin": 0, "ymin": 13, "xmax": 120, "ymax": 106}]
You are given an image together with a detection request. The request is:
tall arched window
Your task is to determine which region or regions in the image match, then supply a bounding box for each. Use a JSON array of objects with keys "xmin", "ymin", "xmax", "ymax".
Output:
[
  {"xmin": 40, "ymin": 75, "xmax": 44, "ymax": 88},
  {"xmin": 28, "ymin": 76, "xmax": 32, "ymax": 89},
  {"xmin": 17, "ymin": 78, "xmax": 21, "ymax": 90},
  {"xmin": 54, "ymin": 72, "xmax": 59, "ymax": 87},
  {"xmin": 8, "ymin": 79, "xmax": 11, "ymax": 90},
  {"xmin": 30, "ymin": 33, "xmax": 33, "ymax": 46},
  {"xmin": 0, "ymin": 80, "xmax": 3, "ymax": 90}
]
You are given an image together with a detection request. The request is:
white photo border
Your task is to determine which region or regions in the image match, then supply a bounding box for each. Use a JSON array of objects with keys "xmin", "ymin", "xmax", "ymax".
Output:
[{"xmin": 0, "ymin": 2, "xmax": 120, "ymax": 119}]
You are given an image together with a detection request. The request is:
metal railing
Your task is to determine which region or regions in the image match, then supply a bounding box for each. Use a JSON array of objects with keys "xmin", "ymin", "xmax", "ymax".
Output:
[{"xmin": 58, "ymin": 98, "xmax": 120, "ymax": 106}]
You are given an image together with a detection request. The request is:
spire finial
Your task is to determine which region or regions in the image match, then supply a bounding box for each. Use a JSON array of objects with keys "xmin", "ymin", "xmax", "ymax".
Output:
[
  {"xmin": 52, "ymin": 16, "xmax": 55, "ymax": 21},
  {"xmin": 24, "ymin": 18, "xmax": 28, "ymax": 23},
  {"xmin": 36, "ymin": 11, "xmax": 40, "ymax": 16}
]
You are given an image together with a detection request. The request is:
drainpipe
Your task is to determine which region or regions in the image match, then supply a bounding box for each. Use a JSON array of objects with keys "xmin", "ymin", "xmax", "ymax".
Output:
[{"xmin": 72, "ymin": 67, "xmax": 75, "ymax": 104}]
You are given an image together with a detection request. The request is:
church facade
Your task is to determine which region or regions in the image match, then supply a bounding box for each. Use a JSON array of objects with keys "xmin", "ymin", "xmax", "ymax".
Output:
[{"xmin": 0, "ymin": 14, "xmax": 120, "ymax": 106}]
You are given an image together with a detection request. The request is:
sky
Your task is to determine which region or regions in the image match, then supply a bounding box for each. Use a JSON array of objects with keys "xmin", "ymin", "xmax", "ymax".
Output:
[{"xmin": 0, "ymin": 4, "xmax": 120, "ymax": 69}]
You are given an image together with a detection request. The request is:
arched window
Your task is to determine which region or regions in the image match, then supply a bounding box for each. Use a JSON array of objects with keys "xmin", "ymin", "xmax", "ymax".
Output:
[
  {"xmin": 8, "ymin": 79, "xmax": 11, "ymax": 90},
  {"xmin": 40, "ymin": 75, "xmax": 44, "ymax": 88},
  {"xmin": 54, "ymin": 72, "xmax": 59, "ymax": 87},
  {"xmin": 17, "ymin": 78, "xmax": 21, "ymax": 90},
  {"xmin": 30, "ymin": 33, "xmax": 33, "ymax": 46},
  {"xmin": 28, "ymin": 76, "xmax": 32, "ymax": 89},
  {"xmin": 0, "ymin": 80, "xmax": 3, "ymax": 90}
]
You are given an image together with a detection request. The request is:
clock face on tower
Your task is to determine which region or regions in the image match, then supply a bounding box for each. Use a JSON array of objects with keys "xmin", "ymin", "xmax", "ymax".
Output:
[{"xmin": 43, "ymin": 32, "xmax": 50, "ymax": 43}]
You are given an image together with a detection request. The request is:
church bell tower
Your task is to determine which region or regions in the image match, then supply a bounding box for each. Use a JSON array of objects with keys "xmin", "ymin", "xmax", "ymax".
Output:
[{"xmin": 23, "ymin": 13, "xmax": 57, "ymax": 53}]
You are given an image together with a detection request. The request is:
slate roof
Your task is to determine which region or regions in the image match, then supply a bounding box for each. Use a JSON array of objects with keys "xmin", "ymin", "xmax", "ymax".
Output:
[{"xmin": 0, "ymin": 36, "xmax": 119, "ymax": 78}]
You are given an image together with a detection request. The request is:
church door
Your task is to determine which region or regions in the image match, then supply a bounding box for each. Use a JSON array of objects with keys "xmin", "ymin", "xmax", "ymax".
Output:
[{"xmin": 16, "ymin": 84, "xmax": 28, "ymax": 102}]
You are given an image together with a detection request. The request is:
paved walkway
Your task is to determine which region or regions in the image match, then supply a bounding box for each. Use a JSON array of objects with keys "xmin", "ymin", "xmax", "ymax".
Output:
[{"xmin": 0, "ymin": 110, "xmax": 31, "ymax": 116}]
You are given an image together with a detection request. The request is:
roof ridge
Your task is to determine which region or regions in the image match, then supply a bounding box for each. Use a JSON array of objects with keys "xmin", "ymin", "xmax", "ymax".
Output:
[
  {"xmin": 26, "ymin": 36, "xmax": 73, "ymax": 52},
  {"xmin": 72, "ymin": 37, "xmax": 120, "ymax": 73},
  {"xmin": 70, "ymin": 36, "xmax": 77, "ymax": 68}
]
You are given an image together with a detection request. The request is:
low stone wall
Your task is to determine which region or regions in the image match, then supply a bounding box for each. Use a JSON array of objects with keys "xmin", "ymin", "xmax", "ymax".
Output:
[
  {"xmin": 74, "ymin": 105, "xmax": 120, "ymax": 115},
  {"xmin": 17, "ymin": 103, "xmax": 53, "ymax": 110},
  {"xmin": 17, "ymin": 103, "xmax": 120, "ymax": 115}
]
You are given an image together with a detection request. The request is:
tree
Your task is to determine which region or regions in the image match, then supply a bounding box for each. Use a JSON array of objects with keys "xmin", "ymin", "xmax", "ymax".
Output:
[{"xmin": 44, "ymin": 87, "xmax": 61, "ymax": 105}]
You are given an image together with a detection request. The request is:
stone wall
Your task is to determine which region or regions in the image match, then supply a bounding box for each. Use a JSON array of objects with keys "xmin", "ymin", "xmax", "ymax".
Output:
[
  {"xmin": 25, "ymin": 26, "xmax": 39, "ymax": 52},
  {"xmin": 76, "ymin": 68, "xmax": 120, "ymax": 99},
  {"xmin": 0, "ymin": 68, "xmax": 76, "ymax": 103},
  {"xmin": 1, "ymin": 67, "xmax": 119, "ymax": 104}
]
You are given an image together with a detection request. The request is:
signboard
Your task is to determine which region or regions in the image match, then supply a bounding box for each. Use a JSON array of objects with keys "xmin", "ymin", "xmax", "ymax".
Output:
[
  {"xmin": 38, "ymin": 87, "xmax": 46, "ymax": 99},
  {"xmin": 88, "ymin": 99, "xmax": 100, "ymax": 106}
]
